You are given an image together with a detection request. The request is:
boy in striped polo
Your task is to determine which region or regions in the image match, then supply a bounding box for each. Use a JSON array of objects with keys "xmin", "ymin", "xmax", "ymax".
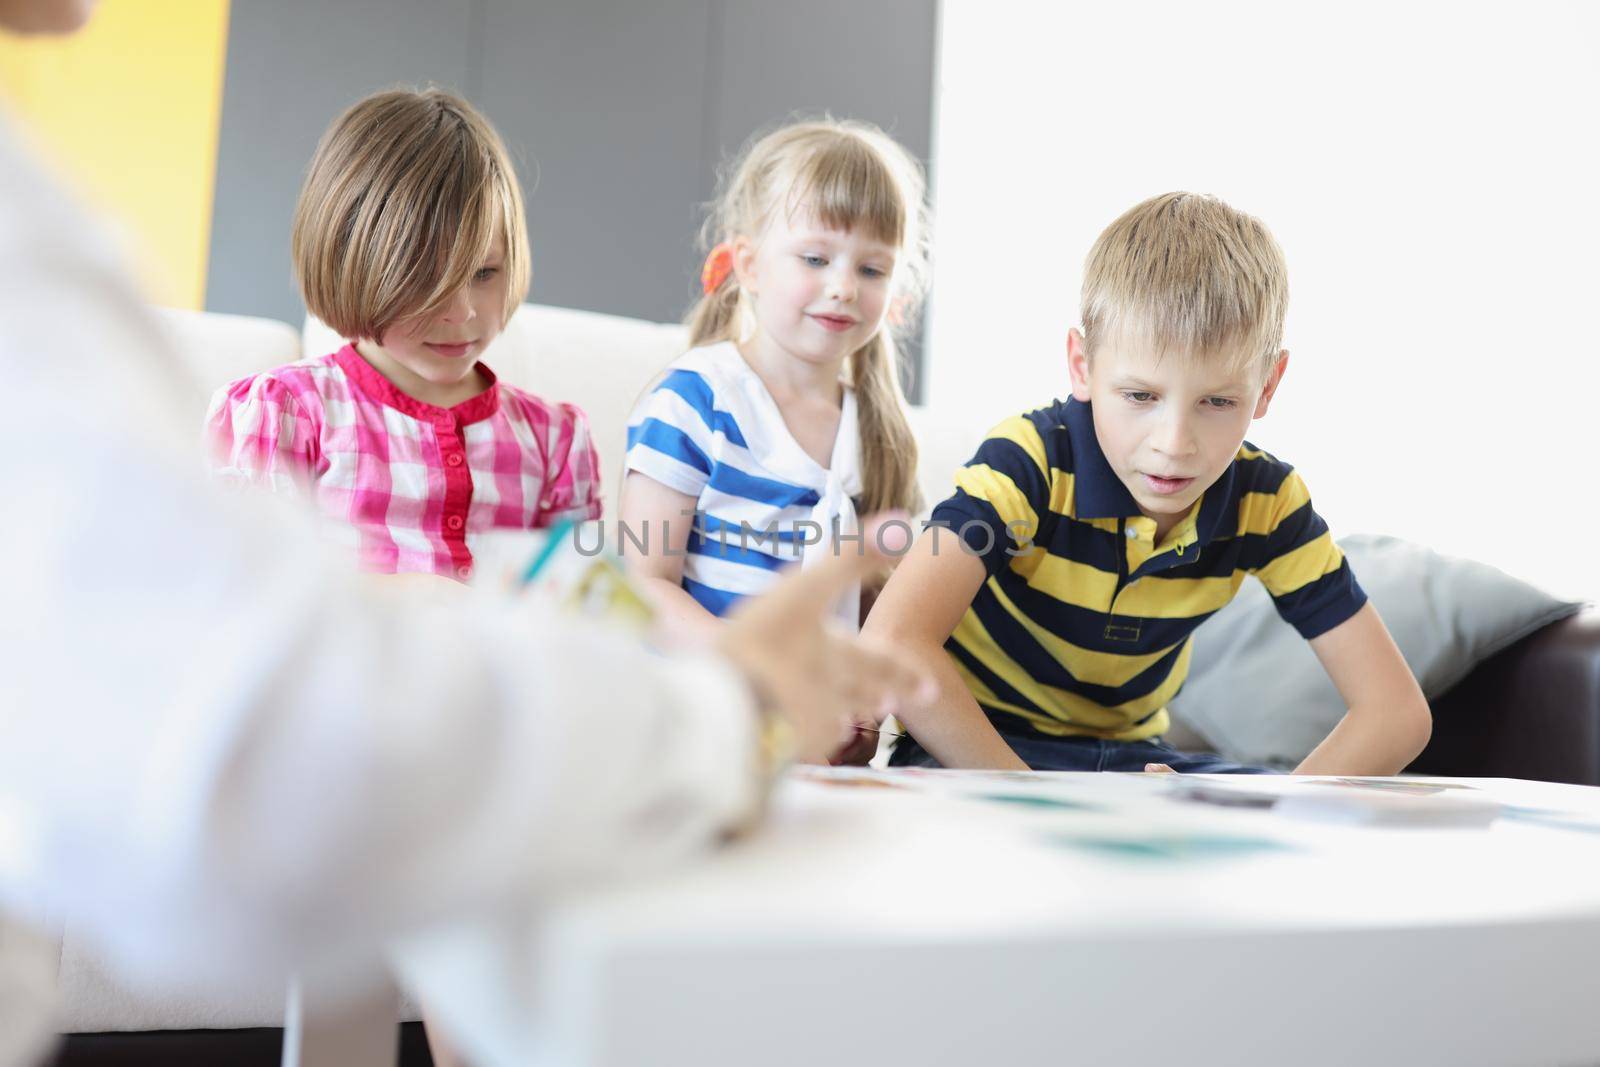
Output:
[{"xmin": 858, "ymin": 193, "xmax": 1433, "ymax": 774}]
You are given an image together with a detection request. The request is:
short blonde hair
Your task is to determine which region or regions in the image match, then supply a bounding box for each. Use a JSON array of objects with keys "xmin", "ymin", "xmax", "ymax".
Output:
[
  {"xmin": 687, "ymin": 118, "xmax": 930, "ymax": 515},
  {"xmin": 291, "ymin": 87, "xmax": 529, "ymax": 342},
  {"xmin": 1081, "ymin": 192, "xmax": 1287, "ymax": 383}
]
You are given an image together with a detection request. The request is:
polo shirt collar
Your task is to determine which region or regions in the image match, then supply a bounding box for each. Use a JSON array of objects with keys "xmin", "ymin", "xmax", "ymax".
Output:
[
  {"xmin": 1063, "ymin": 396, "xmax": 1239, "ymax": 547},
  {"xmin": 1064, "ymin": 397, "xmax": 1139, "ymax": 519},
  {"xmin": 334, "ymin": 343, "xmax": 501, "ymax": 425}
]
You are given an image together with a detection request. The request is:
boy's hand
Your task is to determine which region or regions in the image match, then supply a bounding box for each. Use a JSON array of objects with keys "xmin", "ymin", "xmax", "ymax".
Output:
[
  {"xmin": 829, "ymin": 725, "xmax": 882, "ymax": 767},
  {"xmin": 717, "ymin": 516, "xmax": 935, "ymax": 764},
  {"xmin": 848, "ymin": 529, "xmax": 1031, "ymax": 771},
  {"xmin": 1144, "ymin": 763, "xmax": 1175, "ymax": 773}
]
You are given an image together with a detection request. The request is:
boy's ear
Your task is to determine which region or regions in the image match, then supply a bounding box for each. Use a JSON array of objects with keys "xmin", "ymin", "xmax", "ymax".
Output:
[
  {"xmin": 731, "ymin": 236, "xmax": 759, "ymax": 294},
  {"xmin": 1253, "ymin": 349, "xmax": 1290, "ymax": 419},
  {"xmin": 1067, "ymin": 328, "xmax": 1093, "ymax": 402}
]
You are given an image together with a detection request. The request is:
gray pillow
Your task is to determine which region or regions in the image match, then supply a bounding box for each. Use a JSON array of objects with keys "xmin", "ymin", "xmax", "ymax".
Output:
[{"xmin": 1167, "ymin": 534, "xmax": 1585, "ymax": 769}]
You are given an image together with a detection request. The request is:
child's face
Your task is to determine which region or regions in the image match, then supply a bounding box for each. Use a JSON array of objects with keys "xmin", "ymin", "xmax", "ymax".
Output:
[
  {"xmin": 734, "ymin": 210, "xmax": 898, "ymax": 371},
  {"xmin": 1068, "ymin": 328, "xmax": 1288, "ymax": 537},
  {"xmin": 371, "ymin": 236, "xmax": 509, "ymax": 400}
]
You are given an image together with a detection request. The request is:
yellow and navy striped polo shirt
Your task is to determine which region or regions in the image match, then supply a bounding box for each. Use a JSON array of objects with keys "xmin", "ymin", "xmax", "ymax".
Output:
[{"xmin": 929, "ymin": 397, "xmax": 1365, "ymax": 743}]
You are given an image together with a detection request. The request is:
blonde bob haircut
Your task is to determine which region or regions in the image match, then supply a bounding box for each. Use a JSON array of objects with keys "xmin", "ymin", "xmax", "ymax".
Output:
[
  {"xmin": 688, "ymin": 117, "xmax": 931, "ymax": 516},
  {"xmin": 1080, "ymin": 192, "xmax": 1288, "ymax": 384},
  {"xmin": 292, "ymin": 87, "xmax": 529, "ymax": 342}
]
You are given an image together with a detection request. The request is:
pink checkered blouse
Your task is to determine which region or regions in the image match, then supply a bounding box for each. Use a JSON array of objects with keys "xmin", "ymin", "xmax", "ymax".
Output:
[{"xmin": 205, "ymin": 344, "xmax": 602, "ymax": 581}]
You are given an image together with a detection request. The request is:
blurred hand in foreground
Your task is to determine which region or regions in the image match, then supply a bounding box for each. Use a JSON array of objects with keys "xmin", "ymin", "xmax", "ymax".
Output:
[{"xmin": 716, "ymin": 515, "xmax": 934, "ymax": 763}]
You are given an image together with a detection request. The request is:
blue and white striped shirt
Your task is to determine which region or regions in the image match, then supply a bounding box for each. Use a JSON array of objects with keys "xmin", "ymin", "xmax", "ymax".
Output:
[{"xmin": 624, "ymin": 342, "xmax": 861, "ymax": 623}]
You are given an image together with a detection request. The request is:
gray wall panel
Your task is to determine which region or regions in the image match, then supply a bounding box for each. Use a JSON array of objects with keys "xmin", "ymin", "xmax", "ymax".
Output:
[
  {"xmin": 206, "ymin": 0, "xmax": 475, "ymax": 328},
  {"xmin": 204, "ymin": 1, "xmax": 937, "ymax": 345},
  {"xmin": 479, "ymin": 0, "xmax": 710, "ymax": 324},
  {"xmin": 711, "ymin": 1, "xmax": 935, "ymax": 171}
]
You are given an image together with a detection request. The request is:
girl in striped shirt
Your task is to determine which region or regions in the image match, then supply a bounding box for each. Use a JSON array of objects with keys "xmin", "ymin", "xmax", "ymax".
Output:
[
  {"xmin": 621, "ymin": 119, "xmax": 927, "ymax": 637},
  {"xmin": 206, "ymin": 89, "xmax": 600, "ymax": 582}
]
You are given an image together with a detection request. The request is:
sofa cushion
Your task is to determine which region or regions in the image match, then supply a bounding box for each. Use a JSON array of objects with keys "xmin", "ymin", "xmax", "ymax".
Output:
[
  {"xmin": 56, "ymin": 929, "xmax": 423, "ymax": 1033},
  {"xmin": 1168, "ymin": 534, "xmax": 1586, "ymax": 769},
  {"xmin": 150, "ymin": 306, "xmax": 302, "ymax": 429},
  {"xmin": 906, "ymin": 403, "xmax": 990, "ymax": 514},
  {"xmin": 56, "ymin": 930, "xmax": 288, "ymax": 1032}
]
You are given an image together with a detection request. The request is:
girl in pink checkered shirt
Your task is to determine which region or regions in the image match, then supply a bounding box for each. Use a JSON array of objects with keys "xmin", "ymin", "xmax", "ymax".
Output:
[{"xmin": 206, "ymin": 89, "xmax": 601, "ymax": 583}]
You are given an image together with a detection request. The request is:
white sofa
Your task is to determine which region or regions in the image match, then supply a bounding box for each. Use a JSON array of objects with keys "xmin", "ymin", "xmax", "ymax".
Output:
[
  {"xmin": 298, "ymin": 309, "xmax": 978, "ymax": 519},
  {"xmin": 161, "ymin": 303, "xmax": 977, "ymax": 521},
  {"xmin": 55, "ymin": 301, "xmax": 984, "ymax": 1041}
]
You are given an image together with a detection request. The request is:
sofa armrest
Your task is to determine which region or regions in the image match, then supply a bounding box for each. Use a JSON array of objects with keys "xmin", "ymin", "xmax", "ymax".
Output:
[{"xmin": 1409, "ymin": 607, "xmax": 1600, "ymax": 785}]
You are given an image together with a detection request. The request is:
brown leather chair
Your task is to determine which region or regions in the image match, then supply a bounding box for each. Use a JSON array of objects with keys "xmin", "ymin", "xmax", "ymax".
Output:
[
  {"xmin": 1409, "ymin": 607, "xmax": 1600, "ymax": 785},
  {"xmin": 51, "ymin": 1023, "xmax": 435, "ymax": 1067}
]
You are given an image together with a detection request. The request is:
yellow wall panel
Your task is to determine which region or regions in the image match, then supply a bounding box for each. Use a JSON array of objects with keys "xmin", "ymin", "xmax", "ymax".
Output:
[{"xmin": 0, "ymin": 0, "xmax": 231, "ymax": 308}]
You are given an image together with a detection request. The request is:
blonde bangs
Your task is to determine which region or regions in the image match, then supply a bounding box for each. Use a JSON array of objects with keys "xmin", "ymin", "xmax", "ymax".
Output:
[
  {"xmin": 1088, "ymin": 313, "xmax": 1272, "ymax": 386},
  {"xmin": 783, "ymin": 135, "xmax": 906, "ymax": 250},
  {"xmin": 1081, "ymin": 192, "xmax": 1287, "ymax": 382}
]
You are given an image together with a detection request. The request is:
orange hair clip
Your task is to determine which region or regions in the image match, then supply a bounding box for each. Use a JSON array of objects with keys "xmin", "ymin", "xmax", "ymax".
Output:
[{"xmin": 701, "ymin": 242, "xmax": 734, "ymax": 295}]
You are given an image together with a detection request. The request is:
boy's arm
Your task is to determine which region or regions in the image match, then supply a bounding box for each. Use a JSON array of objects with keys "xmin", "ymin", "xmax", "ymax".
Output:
[
  {"xmin": 859, "ymin": 528, "xmax": 1029, "ymax": 770},
  {"xmin": 1293, "ymin": 602, "xmax": 1433, "ymax": 775},
  {"xmin": 618, "ymin": 472, "xmax": 722, "ymax": 645}
]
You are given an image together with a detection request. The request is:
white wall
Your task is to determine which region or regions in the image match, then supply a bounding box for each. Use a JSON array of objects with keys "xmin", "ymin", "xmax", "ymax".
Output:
[{"xmin": 926, "ymin": 0, "xmax": 1599, "ymax": 600}]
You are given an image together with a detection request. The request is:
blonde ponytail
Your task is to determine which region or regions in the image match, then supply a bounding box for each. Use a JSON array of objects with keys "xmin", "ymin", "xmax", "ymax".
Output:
[
  {"xmin": 850, "ymin": 333, "xmax": 922, "ymax": 515},
  {"xmin": 686, "ymin": 270, "xmax": 743, "ymax": 348},
  {"xmin": 683, "ymin": 117, "xmax": 931, "ymax": 515}
]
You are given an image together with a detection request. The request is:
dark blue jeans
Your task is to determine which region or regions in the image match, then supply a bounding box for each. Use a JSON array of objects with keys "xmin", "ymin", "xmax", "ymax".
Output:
[{"xmin": 887, "ymin": 723, "xmax": 1274, "ymax": 774}]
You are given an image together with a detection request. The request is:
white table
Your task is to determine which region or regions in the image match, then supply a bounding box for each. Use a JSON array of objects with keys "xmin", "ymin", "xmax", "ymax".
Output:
[{"xmin": 392, "ymin": 770, "xmax": 1600, "ymax": 1067}]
